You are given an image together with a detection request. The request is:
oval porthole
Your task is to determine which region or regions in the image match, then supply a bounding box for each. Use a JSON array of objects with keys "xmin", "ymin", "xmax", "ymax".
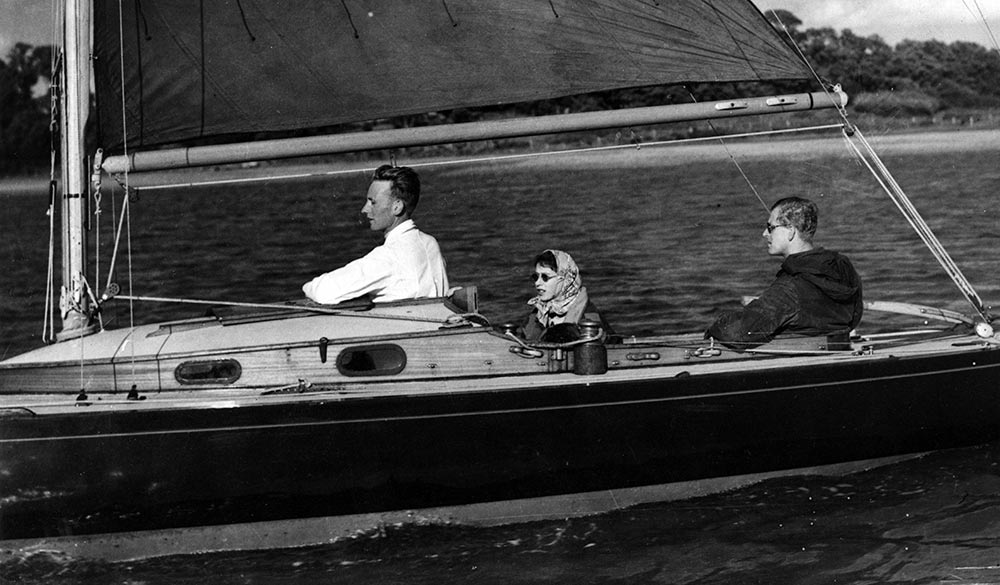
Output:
[
  {"xmin": 336, "ymin": 344, "xmax": 407, "ymax": 377},
  {"xmin": 175, "ymin": 359, "xmax": 242, "ymax": 385}
]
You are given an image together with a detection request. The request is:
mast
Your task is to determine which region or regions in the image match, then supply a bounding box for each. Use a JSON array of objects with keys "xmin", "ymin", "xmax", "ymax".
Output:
[{"xmin": 56, "ymin": 0, "xmax": 96, "ymax": 340}]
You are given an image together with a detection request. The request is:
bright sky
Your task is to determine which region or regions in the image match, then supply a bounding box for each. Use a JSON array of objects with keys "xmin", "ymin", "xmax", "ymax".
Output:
[
  {"xmin": 0, "ymin": 0, "xmax": 54, "ymax": 53},
  {"xmin": 2, "ymin": 0, "xmax": 999, "ymax": 54},
  {"xmin": 754, "ymin": 0, "xmax": 1000, "ymax": 46}
]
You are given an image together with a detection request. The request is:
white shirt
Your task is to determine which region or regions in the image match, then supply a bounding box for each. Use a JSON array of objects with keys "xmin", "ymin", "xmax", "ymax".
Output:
[{"xmin": 302, "ymin": 219, "xmax": 449, "ymax": 304}]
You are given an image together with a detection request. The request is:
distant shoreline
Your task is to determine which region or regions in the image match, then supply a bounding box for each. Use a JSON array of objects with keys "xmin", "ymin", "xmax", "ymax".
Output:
[{"xmin": 3, "ymin": 127, "xmax": 999, "ymax": 196}]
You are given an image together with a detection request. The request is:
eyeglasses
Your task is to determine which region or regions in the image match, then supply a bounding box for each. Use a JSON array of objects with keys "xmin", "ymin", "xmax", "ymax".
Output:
[
  {"xmin": 764, "ymin": 222, "xmax": 789, "ymax": 233},
  {"xmin": 531, "ymin": 272, "xmax": 560, "ymax": 283}
]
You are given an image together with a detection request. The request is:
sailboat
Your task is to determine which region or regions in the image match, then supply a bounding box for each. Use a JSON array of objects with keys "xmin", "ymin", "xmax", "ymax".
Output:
[{"xmin": 2, "ymin": 0, "xmax": 997, "ymax": 561}]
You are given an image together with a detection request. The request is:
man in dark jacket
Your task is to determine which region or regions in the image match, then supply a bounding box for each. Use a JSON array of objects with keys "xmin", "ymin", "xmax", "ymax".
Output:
[{"xmin": 706, "ymin": 197, "xmax": 863, "ymax": 350}]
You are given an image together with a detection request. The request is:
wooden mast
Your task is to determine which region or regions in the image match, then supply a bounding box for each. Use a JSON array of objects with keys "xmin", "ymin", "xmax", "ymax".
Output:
[{"xmin": 57, "ymin": 0, "xmax": 96, "ymax": 340}]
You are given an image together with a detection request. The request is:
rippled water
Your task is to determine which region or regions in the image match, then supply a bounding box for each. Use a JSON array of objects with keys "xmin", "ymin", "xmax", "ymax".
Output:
[
  {"xmin": 3, "ymin": 130, "xmax": 999, "ymax": 358},
  {"xmin": 1, "ymin": 129, "xmax": 999, "ymax": 583},
  {"xmin": 5, "ymin": 444, "xmax": 1000, "ymax": 585}
]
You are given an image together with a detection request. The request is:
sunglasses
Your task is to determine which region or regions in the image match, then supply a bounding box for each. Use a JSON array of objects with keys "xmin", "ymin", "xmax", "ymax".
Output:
[
  {"xmin": 531, "ymin": 272, "xmax": 560, "ymax": 283},
  {"xmin": 765, "ymin": 222, "xmax": 789, "ymax": 233}
]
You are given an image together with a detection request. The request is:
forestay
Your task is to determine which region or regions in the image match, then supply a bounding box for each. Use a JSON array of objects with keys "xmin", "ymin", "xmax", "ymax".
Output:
[{"xmin": 93, "ymin": 0, "xmax": 811, "ymax": 152}]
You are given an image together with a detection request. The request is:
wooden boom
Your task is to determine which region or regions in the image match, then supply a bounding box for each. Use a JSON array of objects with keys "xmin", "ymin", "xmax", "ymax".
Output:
[{"xmin": 102, "ymin": 90, "xmax": 848, "ymax": 174}]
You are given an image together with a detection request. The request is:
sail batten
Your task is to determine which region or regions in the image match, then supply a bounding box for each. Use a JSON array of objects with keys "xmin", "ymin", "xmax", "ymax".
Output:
[{"xmin": 93, "ymin": 0, "xmax": 811, "ymax": 152}]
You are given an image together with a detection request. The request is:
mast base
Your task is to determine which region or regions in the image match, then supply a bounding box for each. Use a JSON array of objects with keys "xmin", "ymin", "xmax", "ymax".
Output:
[{"xmin": 55, "ymin": 318, "xmax": 100, "ymax": 343}]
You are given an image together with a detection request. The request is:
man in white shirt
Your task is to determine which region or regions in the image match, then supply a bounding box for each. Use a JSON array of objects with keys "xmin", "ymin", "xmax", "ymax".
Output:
[{"xmin": 302, "ymin": 165, "xmax": 449, "ymax": 304}]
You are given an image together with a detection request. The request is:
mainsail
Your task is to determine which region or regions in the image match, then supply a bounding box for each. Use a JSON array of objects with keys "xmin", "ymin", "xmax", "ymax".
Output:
[{"xmin": 93, "ymin": 0, "xmax": 812, "ymax": 152}]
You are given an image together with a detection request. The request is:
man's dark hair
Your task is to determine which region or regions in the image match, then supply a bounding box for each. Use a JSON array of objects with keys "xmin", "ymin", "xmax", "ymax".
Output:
[
  {"xmin": 771, "ymin": 197, "xmax": 818, "ymax": 241},
  {"xmin": 372, "ymin": 165, "xmax": 420, "ymax": 216}
]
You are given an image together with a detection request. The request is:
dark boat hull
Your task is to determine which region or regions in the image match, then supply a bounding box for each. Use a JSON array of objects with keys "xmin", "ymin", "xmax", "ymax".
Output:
[{"xmin": 3, "ymin": 345, "xmax": 999, "ymax": 548}]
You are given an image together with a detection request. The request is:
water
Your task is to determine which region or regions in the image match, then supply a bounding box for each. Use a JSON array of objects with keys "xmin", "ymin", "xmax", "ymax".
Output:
[
  {"xmin": 5, "ymin": 444, "xmax": 1000, "ymax": 584},
  {"xmin": 1, "ymin": 129, "xmax": 999, "ymax": 583}
]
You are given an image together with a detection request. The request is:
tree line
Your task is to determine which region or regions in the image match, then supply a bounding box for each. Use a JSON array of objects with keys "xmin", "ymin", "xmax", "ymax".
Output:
[
  {"xmin": 482, "ymin": 10, "xmax": 1000, "ymax": 122},
  {"xmin": 1, "ymin": 43, "xmax": 53, "ymax": 174},
  {"xmin": 3, "ymin": 10, "xmax": 999, "ymax": 175}
]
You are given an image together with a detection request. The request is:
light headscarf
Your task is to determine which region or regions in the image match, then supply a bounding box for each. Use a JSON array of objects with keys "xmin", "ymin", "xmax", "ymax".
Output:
[{"xmin": 527, "ymin": 249, "xmax": 587, "ymax": 327}]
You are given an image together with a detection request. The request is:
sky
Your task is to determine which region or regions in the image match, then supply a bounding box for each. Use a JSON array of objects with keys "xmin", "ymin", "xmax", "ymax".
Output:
[
  {"xmin": 1, "ymin": 0, "xmax": 998, "ymax": 54},
  {"xmin": 754, "ymin": 0, "xmax": 1000, "ymax": 46}
]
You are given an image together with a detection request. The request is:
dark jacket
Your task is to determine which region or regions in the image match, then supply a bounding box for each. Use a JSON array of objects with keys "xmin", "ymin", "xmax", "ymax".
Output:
[{"xmin": 706, "ymin": 248, "xmax": 863, "ymax": 350}]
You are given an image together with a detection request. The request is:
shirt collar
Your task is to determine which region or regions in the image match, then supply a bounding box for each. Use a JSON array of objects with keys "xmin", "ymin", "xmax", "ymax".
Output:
[{"xmin": 385, "ymin": 218, "xmax": 416, "ymax": 241}]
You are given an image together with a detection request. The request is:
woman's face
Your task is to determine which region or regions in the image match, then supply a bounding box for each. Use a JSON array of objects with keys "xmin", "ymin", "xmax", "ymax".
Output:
[{"xmin": 533, "ymin": 263, "xmax": 562, "ymax": 302}]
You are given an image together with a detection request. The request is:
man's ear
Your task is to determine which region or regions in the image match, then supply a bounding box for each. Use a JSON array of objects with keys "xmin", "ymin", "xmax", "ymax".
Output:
[{"xmin": 392, "ymin": 199, "xmax": 404, "ymax": 216}]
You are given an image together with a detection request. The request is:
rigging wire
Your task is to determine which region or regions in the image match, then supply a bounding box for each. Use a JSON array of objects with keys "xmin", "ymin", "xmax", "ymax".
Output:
[
  {"xmin": 104, "ymin": 190, "xmax": 131, "ymax": 300},
  {"xmin": 43, "ymin": 79, "xmax": 59, "ymax": 343},
  {"xmin": 125, "ymin": 188, "xmax": 136, "ymax": 377},
  {"xmin": 123, "ymin": 124, "xmax": 845, "ymax": 192},
  {"xmin": 685, "ymin": 88, "xmax": 770, "ymax": 213},
  {"xmin": 92, "ymin": 157, "xmax": 103, "ymax": 328},
  {"xmin": 89, "ymin": 4, "xmax": 995, "ymax": 329},
  {"xmin": 842, "ymin": 127, "xmax": 990, "ymax": 320},
  {"xmin": 117, "ymin": 0, "xmax": 138, "ymax": 377},
  {"xmin": 770, "ymin": 9, "xmax": 993, "ymax": 324},
  {"xmin": 115, "ymin": 295, "xmax": 466, "ymax": 324},
  {"xmin": 43, "ymin": 178, "xmax": 56, "ymax": 343},
  {"xmin": 962, "ymin": 0, "xmax": 1000, "ymax": 54},
  {"xmin": 42, "ymin": 0, "xmax": 65, "ymax": 344}
]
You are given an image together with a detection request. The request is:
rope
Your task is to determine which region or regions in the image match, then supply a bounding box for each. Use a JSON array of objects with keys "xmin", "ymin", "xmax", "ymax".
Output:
[
  {"xmin": 770, "ymin": 12, "xmax": 852, "ymax": 123},
  {"xmin": 841, "ymin": 126, "xmax": 991, "ymax": 322},
  {"xmin": 963, "ymin": 0, "xmax": 1000, "ymax": 54},
  {"xmin": 117, "ymin": 0, "xmax": 138, "ymax": 377},
  {"xmin": 43, "ymin": 180, "xmax": 56, "ymax": 343},
  {"xmin": 686, "ymin": 88, "xmax": 770, "ymax": 213},
  {"xmin": 103, "ymin": 187, "xmax": 131, "ymax": 294},
  {"xmin": 42, "ymin": 7, "xmax": 64, "ymax": 344},
  {"xmin": 91, "ymin": 5, "xmax": 993, "ymax": 345},
  {"xmin": 116, "ymin": 295, "xmax": 464, "ymax": 324},
  {"xmin": 771, "ymin": 9, "xmax": 991, "ymax": 324},
  {"xmin": 43, "ymin": 156, "xmax": 58, "ymax": 344},
  {"xmin": 125, "ymin": 185, "xmax": 137, "ymax": 374},
  {"xmin": 92, "ymin": 154, "xmax": 103, "ymax": 327}
]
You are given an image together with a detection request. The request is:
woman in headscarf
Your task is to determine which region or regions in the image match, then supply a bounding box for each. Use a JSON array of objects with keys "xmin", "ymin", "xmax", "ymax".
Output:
[{"xmin": 522, "ymin": 249, "xmax": 600, "ymax": 341}]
